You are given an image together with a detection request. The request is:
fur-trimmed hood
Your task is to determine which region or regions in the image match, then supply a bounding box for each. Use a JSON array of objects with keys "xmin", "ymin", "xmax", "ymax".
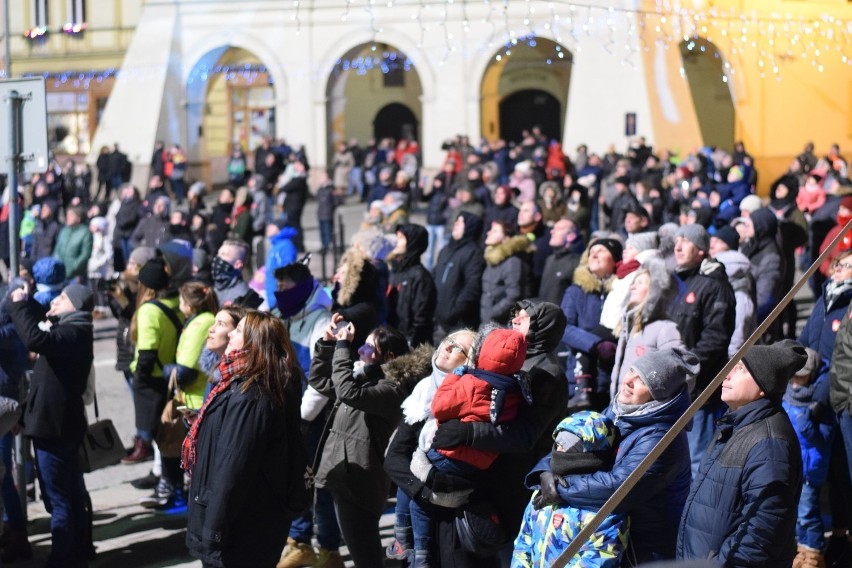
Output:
[
  {"xmin": 381, "ymin": 343, "xmax": 434, "ymax": 394},
  {"xmin": 336, "ymin": 247, "xmax": 368, "ymax": 306},
  {"xmin": 484, "ymin": 234, "xmax": 533, "ymax": 266},
  {"xmin": 572, "ymin": 250, "xmax": 615, "ymax": 294}
]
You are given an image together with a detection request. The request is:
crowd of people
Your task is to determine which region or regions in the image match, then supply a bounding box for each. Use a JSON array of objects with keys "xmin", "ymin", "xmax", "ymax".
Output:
[{"xmin": 0, "ymin": 130, "xmax": 849, "ymax": 568}]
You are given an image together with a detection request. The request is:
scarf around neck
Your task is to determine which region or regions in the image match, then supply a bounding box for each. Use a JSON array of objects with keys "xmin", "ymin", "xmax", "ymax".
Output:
[
  {"xmin": 401, "ymin": 357, "xmax": 449, "ymax": 425},
  {"xmin": 182, "ymin": 348, "xmax": 248, "ymax": 475}
]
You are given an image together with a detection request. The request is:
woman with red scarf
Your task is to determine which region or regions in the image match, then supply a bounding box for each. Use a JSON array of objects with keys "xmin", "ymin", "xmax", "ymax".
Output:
[{"xmin": 183, "ymin": 311, "xmax": 308, "ymax": 567}]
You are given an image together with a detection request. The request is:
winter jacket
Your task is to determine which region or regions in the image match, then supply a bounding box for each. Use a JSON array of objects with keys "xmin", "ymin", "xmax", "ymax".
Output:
[
  {"xmin": 538, "ymin": 242, "xmax": 583, "ymax": 306},
  {"xmin": 432, "ymin": 212, "xmax": 486, "ymax": 330},
  {"xmin": 783, "ymin": 375, "xmax": 834, "ymax": 486},
  {"xmin": 332, "ymin": 150, "xmax": 355, "ymax": 188},
  {"xmin": 87, "ymin": 232, "xmax": 112, "ymax": 278},
  {"xmin": 714, "ymin": 250, "xmax": 756, "ymax": 357},
  {"xmin": 31, "ymin": 218, "xmax": 60, "ymax": 260},
  {"xmin": 130, "ymin": 296, "xmax": 183, "ymax": 380},
  {"xmin": 743, "ymin": 208, "xmax": 784, "ymax": 323},
  {"xmin": 249, "ymin": 189, "xmax": 271, "ymax": 235},
  {"xmin": 553, "ymin": 386, "xmax": 692, "ymax": 563},
  {"xmin": 830, "ymin": 297, "xmax": 852, "ymax": 414},
  {"xmin": 172, "ymin": 311, "xmax": 215, "ymax": 410},
  {"xmin": 388, "ymin": 224, "xmax": 436, "ymax": 347},
  {"xmin": 669, "ymin": 259, "xmax": 735, "ymax": 402},
  {"xmin": 280, "ymin": 282, "xmax": 333, "ymax": 377},
  {"xmin": 7, "ymin": 301, "xmax": 93, "ymax": 446},
  {"xmin": 131, "ymin": 213, "xmax": 170, "ymax": 249},
  {"xmin": 332, "ymin": 248, "xmax": 381, "ymax": 348},
  {"xmin": 799, "ymin": 280, "xmax": 852, "ymax": 367},
  {"xmin": 113, "ymin": 197, "xmax": 144, "ymax": 246},
  {"xmin": 310, "ymin": 340, "xmax": 426, "ymax": 514},
  {"xmin": 711, "ymin": 177, "xmax": 751, "ymax": 227},
  {"xmin": 677, "ymin": 399, "xmax": 802, "ymax": 566},
  {"xmin": 0, "ymin": 296, "xmax": 28, "ymax": 402},
  {"xmin": 599, "ymin": 250, "xmax": 660, "ymax": 331},
  {"xmin": 186, "ymin": 375, "xmax": 306, "ymax": 568},
  {"xmin": 482, "ymin": 203, "xmax": 520, "ymax": 236},
  {"xmin": 263, "ymin": 227, "xmax": 299, "ymax": 310},
  {"xmin": 423, "ymin": 173, "xmax": 455, "ymax": 227},
  {"xmin": 480, "ymin": 236, "xmax": 530, "ymax": 325},
  {"xmin": 280, "ymin": 175, "xmax": 308, "ymax": 217},
  {"xmin": 560, "ymin": 262, "xmax": 613, "ymax": 393},
  {"xmin": 53, "ymin": 224, "xmax": 93, "ymax": 279}
]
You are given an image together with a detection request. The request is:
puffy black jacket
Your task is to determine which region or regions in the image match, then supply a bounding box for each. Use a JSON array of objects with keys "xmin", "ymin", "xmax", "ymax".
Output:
[
  {"xmin": 743, "ymin": 208, "xmax": 785, "ymax": 324},
  {"xmin": 388, "ymin": 224, "xmax": 436, "ymax": 347},
  {"xmin": 113, "ymin": 197, "xmax": 144, "ymax": 245},
  {"xmin": 669, "ymin": 259, "xmax": 735, "ymax": 402},
  {"xmin": 539, "ymin": 243, "xmax": 583, "ymax": 306},
  {"xmin": 432, "ymin": 213, "xmax": 485, "ymax": 330},
  {"xmin": 677, "ymin": 399, "xmax": 802, "ymax": 566},
  {"xmin": 8, "ymin": 301, "xmax": 93, "ymax": 445}
]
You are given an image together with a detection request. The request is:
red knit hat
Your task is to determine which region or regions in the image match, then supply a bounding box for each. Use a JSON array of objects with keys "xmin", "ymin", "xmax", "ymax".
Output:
[{"xmin": 476, "ymin": 329, "xmax": 528, "ymax": 376}]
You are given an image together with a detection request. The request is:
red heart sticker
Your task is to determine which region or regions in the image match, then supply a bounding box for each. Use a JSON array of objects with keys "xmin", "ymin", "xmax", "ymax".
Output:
[
  {"xmin": 833, "ymin": 319, "xmax": 842, "ymax": 333},
  {"xmin": 636, "ymin": 345, "xmax": 646, "ymax": 357},
  {"xmin": 685, "ymin": 292, "xmax": 696, "ymax": 304}
]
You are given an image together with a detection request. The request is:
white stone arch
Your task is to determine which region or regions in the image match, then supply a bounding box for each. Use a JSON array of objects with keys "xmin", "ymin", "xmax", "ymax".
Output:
[{"xmin": 314, "ymin": 26, "xmax": 436, "ymax": 103}]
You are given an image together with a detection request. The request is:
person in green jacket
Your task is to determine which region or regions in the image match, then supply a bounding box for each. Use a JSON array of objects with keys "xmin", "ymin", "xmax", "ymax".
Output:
[
  {"xmin": 169, "ymin": 281, "xmax": 218, "ymax": 411},
  {"xmin": 53, "ymin": 207, "xmax": 93, "ymax": 282}
]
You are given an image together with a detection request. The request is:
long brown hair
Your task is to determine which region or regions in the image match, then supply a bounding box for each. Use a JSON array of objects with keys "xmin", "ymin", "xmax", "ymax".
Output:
[{"xmin": 239, "ymin": 311, "xmax": 301, "ymax": 406}]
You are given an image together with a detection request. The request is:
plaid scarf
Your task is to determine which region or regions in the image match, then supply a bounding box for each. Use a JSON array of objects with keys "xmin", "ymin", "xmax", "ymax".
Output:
[{"xmin": 181, "ymin": 348, "xmax": 248, "ymax": 475}]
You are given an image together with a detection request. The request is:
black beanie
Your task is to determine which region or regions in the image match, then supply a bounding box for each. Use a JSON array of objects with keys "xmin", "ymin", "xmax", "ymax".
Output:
[
  {"xmin": 592, "ymin": 238, "xmax": 623, "ymax": 263},
  {"xmin": 714, "ymin": 225, "xmax": 741, "ymax": 252},
  {"xmin": 138, "ymin": 258, "xmax": 170, "ymax": 291},
  {"xmin": 742, "ymin": 339, "xmax": 809, "ymax": 399}
]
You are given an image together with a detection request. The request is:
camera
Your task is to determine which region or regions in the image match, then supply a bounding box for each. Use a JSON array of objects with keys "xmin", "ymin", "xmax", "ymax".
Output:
[{"xmin": 97, "ymin": 275, "xmax": 121, "ymax": 292}]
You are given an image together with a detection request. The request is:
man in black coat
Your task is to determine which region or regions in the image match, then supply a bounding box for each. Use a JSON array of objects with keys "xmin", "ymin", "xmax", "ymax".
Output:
[
  {"xmin": 107, "ymin": 143, "xmax": 129, "ymax": 192},
  {"xmin": 388, "ymin": 224, "xmax": 436, "ymax": 348},
  {"xmin": 279, "ymin": 160, "xmax": 309, "ymax": 252},
  {"xmin": 668, "ymin": 224, "xmax": 736, "ymax": 477},
  {"xmin": 8, "ymin": 284, "xmax": 94, "ymax": 568},
  {"xmin": 432, "ymin": 212, "xmax": 485, "ymax": 344},
  {"xmin": 516, "ymin": 201, "xmax": 552, "ymax": 296},
  {"xmin": 539, "ymin": 217, "xmax": 584, "ymax": 305}
]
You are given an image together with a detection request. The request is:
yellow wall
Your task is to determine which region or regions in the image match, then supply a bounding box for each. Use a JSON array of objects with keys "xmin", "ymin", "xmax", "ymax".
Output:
[{"xmin": 640, "ymin": 0, "xmax": 852, "ymax": 194}]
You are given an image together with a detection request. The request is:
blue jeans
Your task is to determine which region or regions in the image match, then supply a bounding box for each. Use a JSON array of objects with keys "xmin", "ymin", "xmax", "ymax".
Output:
[
  {"xmin": 120, "ymin": 238, "xmax": 133, "ymax": 269},
  {"xmin": 347, "ymin": 167, "xmax": 363, "ymax": 197},
  {"xmin": 319, "ymin": 219, "xmax": 334, "ymax": 250},
  {"xmin": 688, "ymin": 404, "xmax": 726, "ymax": 479},
  {"xmin": 797, "ymin": 481, "xmax": 825, "ymax": 550},
  {"xmin": 425, "ymin": 224, "xmax": 446, "ymax": 272},
  {"xmin": 288, "ymin": 418, "xmax": 341, "ymax": 550},
  {"xmin": 0, "ymin": 433, "xmax": 25, "ymax": 530},
  {"xmin": 33, "ymin": 437, "xmax": 90, "ymax": 567}
]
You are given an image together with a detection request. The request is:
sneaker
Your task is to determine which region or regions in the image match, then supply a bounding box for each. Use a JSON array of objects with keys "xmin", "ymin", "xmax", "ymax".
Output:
[
  {"xmin": 276, "ymin": 538, "xmax": 316, "ymax": 568},
  {"xmin": 139, "ymin": 478, "xmax": 174, "ymax": 509},
  {"xmin": 314, "ymin": 548, "xmax": 344, "ymax": 568},
  {"xmin": 385, "ymin": 539, "xmax": 412, "ymax": 561},
  {"xmin": 130, "ymin": 472, "xmax": 160, "ymax": 490}
]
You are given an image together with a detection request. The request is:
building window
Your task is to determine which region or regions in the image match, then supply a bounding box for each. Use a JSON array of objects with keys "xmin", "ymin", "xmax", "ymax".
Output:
[
  {"xmin": 47, "ymin": 91, "xmax": 91, "ymax": 155},
  {"xmin": 31, "ymin": 0, "xmax": 49, "ymax": 28},
  {"xmin": 67, "ymin": 0, "xmax": 86, "ymax": 24}
]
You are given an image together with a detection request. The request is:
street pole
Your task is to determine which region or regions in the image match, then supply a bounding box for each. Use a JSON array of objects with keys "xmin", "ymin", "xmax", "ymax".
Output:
[
  {"xmin": 6, "ymin": 89, "xmax": 24, "ymax": 521},
  {"xmin": 3, "ymin": 0, "xmax": 11, "ymax": 78}
]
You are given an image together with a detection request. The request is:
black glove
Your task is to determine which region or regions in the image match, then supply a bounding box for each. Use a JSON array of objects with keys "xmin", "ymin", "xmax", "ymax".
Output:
[
  {"xmin": 432, "ymin": 419, "xmax": 474, "ymax": 449},
  {"xmin": 809, "ymin": 402, "xmax": 834, "ymax": 425},
  {"xmin": 533, "ymin": 472, "xmax": 566, "ymax": 510}
]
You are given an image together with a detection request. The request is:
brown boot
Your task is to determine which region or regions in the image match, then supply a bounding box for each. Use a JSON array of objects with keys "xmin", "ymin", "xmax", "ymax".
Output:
[
  {"xmin": 121, "ymin": 437, "xmax": 153, "ymax": 464},
  {"xmin": 1, "ymin": 528, "xmax": 33, "ymax": 562}
]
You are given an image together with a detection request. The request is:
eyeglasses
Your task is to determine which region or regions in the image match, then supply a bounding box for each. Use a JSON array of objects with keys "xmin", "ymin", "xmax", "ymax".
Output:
[
  {"xmin": 445, "ymin": 338, "xmax": 468, "ymax": 356},
  {"xmin": 833, "ymin": 261, "xmax": 852, "ymax": 271}
]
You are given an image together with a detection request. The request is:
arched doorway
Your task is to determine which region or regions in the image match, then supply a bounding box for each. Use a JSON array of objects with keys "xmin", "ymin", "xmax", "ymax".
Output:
[
  {"xmin": 373, "ymin": 103, "xmax": 418, "ymax": 142},
  {"xmin": 680, "ymin": 38, "xmax": 735, "ymax": 151},
  {"xmin": 326, "ymin": 43, "xmax": 423, "ymax": 162},
  {"xmin": 499, "ymin": 90, "xmax": 560, "ymax": 143},
  {"xmin": 480, "ymin": 37, "xmax": 572, "ymax": 143},
  {"xmin": 186, "ymin": 47, "xmax": 275, "ymax": 182}
]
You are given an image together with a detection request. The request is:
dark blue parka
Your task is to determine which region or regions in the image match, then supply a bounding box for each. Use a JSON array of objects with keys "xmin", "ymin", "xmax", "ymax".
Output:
[
  {"xmin": 531, "ymin": 385, "xmax": 692, "ymax": 563},
  {"xmin": 798, "ymin": 280, "xmax": 852, "ymax": 367},
  {"xmin": 677, "ymin": 398, "xmax": 802, "ymax": 566}
]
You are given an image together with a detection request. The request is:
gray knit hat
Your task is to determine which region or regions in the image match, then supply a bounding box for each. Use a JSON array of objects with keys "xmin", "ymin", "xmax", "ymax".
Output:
[
  {"xmin": 626, "ymin": 231, "xmax": 659, "ymax": 254},
  {"xmin": 630, "ymin": 347, "xmax": 701, "ymax": 401},
  {"xmin": 675, "ymin": 224, "xmax": 710, "ymax": 253},
  {"xmin": 743, "ymin": 339, "xmax": 809, "ymax": 398},
  {"xmin": 62, "ymin": 284, "xmax": 95, "ymax": 313}
]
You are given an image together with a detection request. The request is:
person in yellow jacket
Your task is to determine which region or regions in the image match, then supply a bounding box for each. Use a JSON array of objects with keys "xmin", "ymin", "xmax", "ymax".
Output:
[{"xmin": 171, "ymin": 282, "xmax": 218, "ymax": 410}]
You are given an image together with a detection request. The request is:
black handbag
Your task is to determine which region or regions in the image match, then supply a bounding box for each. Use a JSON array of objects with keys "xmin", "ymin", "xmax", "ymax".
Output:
[{"xmin": 79, "ymin": 392, "xmax": 126, "ymax": 473}]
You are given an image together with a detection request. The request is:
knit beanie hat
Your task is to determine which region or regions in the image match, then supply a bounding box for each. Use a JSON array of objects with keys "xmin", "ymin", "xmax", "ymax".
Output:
[
  {"xmin": 630, "ymin": 347, "xmax": 701, "ymax": 401},
  {"xmin": 675, "ymin": 224, "xmax": 710, "ymax": 253},
  {"xmin": 138, "ymin": 258, "xmax": 170, "ymax": 291},
  {"xmin": 743, "ymin": 339, "xmax": 809, "ymax": 398},
  {"xmin": 626, "ymin": 231, "xmax": 659, "ymax": 254},
  {"xmin": 62, "ymin": 284, "xmax": 95, "ymax": 313},
  {"xmin": 129, "ymin": 246, "xmax": 157, "ymax": 268},
  {"xmin": 32, "ymin": 257, "xmax": 66, "ymax": 285},
  {"xmin": 592, "ymin": 237, "xmax": 623, "ymax": 263},
  {"xmin": 713, "ymin": 225, "xmax": 741, "ymax": 252},
  {"xmin": 739, "ymin": 195, "xmax": 763, "ymax": 215}
]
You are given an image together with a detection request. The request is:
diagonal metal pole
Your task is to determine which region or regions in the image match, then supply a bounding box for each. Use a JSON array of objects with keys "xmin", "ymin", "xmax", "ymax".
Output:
[{"xmin": 551, "ymin": 217, "xmax": 852, "ymax": 568}]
